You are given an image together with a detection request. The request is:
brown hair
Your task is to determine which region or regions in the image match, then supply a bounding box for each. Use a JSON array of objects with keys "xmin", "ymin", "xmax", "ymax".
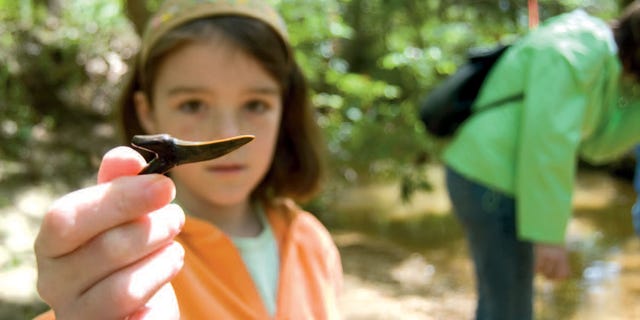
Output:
[
  {"xmin": 117, "ymin": 16, "xmax": 325, "ymax": 203},
  {"xmin": 613, "ymin": 1, "xmax": 640, "ymax": 80}
]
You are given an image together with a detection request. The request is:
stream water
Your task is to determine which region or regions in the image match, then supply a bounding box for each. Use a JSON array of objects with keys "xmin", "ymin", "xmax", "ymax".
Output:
[{"xmin": 329, "ymin": 166, "xmax": 640, "ymax": 319}]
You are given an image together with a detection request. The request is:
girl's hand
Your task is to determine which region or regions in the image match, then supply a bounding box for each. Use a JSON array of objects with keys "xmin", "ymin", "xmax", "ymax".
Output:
[
  {"xmin": 534, "ymin": 243, "xmax": 571, "ymax": 280},
  {"xmin": 34, "ymin": 146, "xmax": 185, "ymax": 319}
]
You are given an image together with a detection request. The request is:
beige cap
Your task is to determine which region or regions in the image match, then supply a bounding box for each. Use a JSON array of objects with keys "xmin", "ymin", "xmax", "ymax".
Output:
[{"xmin": 139, "ymin": 0, "xmax": 289, "ymax": 66}]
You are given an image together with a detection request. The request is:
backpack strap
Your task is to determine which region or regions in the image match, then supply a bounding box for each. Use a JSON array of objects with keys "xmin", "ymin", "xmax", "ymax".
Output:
[{"xmin": 478, "ymin": 92, "xmax": 524, "ymax": 111}]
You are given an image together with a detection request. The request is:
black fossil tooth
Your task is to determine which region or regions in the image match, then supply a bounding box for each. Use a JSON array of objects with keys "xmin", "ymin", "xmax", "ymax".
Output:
[{"xmin": 131, "ymin": 134, "xmax": 254, "ymax": 175}]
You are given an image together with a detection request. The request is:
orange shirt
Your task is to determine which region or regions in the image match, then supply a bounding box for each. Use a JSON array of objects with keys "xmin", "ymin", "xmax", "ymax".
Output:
[
  {"xmin": 174, "ymin": 198, "xmax": 342, "ymax": 319},
  {"xmin": 35, "ymin": 198, "xmax": 343, "ymax": 319}
]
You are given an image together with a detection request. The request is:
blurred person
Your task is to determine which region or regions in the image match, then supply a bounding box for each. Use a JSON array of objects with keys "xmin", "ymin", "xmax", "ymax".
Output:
[
  {"xmin": 443, "ymin": 2, "xmax": 640, "ymax": 320},
  {"xmin": 33, "ymin": 0, "xmax": 342, "ymax": 319}
]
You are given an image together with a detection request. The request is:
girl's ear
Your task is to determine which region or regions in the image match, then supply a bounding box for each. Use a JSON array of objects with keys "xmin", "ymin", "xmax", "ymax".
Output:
[{"xmin": 134, "ymin": 91, "xmax": 157, "ymax": 134}]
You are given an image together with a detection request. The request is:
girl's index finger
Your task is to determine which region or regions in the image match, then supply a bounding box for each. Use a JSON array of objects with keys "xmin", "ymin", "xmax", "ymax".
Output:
[
  {"xmin": 97, "ymin": 146, "xmax": 148, "ymax": 184},
  {"xmin": 35, "ymin": 174, "xmax": 176, "ymax": 258}
]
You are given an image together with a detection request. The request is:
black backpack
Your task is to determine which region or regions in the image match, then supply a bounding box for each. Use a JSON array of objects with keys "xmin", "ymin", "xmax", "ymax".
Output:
[{"xmin": 418, "ymin": 44, "xmax": 523, "ymax": 138}]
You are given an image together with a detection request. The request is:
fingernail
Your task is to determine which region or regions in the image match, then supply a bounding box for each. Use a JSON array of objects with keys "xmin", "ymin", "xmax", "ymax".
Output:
[
  {"xmin": 145, "ymin": 175, "xmax": 175, "ymax": 202},
  {"xmin": 165, "ymin": 204, "xmax": 185, "ymax": 233},
  {"xmin": 171, "ymin": 242, "xmax": 185, "ymax": 268},
  {"xmin": 174, "ymin": 204, "xmax": 186, "ymax": 229}
]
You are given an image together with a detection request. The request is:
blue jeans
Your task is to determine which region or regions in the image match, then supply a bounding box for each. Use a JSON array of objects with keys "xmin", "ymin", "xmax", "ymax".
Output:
[
  {"xmin": 633, "ymin": 196, "xmax": 640, "ymax": 236},
  {"xmin": 446, "ymin": 167, "xmax": 533, "ymax": 320}
]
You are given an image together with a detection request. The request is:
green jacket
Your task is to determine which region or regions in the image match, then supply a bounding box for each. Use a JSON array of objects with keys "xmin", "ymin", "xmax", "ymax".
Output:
[{"xmin": 444, "ymin": 10, "xmax": 640, "ymax": 244}]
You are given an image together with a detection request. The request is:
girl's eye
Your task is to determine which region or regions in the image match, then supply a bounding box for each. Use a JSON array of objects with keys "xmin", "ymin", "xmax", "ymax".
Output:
[
  {"xmin": 178, "ymin": 100, "xmax": 205, "ymax": 114},
  {"xmin": 245, "ymin": 100, "xmax": 269, "ymax": 113}
]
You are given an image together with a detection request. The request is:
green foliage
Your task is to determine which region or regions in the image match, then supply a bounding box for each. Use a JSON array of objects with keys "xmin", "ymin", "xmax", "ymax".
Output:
[
  {"xmin": 278, "ymin": 0, "xmax": 621, "ymax": 200},
  {"xmin": 277, "ymin": 0, "xmax": 432, "ymax": 197},
  {"xmin": 0, "ymin": 0, "xmax": 625, "ymax": 196},
  {"xmin": 0, "ymin": 0, "xmax": 134, "ymax": 187}
]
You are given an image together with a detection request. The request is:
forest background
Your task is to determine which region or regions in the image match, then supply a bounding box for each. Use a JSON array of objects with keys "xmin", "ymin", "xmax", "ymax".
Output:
[{"xmin": 0, "ymin": 0, "xmax": 638, "ymax": 318}]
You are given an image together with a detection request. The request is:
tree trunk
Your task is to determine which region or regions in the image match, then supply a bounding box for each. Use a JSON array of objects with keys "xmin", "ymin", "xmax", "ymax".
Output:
[{"xmin": 125, "ymin": 0, "xmax": 151, "ymax": 36}]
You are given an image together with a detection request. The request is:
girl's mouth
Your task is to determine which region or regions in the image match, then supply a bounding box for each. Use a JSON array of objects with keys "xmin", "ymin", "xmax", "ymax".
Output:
[{"xmin": 207, "ymin": 164, "xmax": 245, "ymax": 173}]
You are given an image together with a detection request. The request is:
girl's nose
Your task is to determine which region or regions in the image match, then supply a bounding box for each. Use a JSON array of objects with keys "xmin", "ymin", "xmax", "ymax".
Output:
[{"xmin": 207, "ymin": 108, "xmax": 241, "ymax": 139}]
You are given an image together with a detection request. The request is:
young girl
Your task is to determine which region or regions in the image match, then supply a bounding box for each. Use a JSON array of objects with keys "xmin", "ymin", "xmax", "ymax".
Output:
[{"xmin": 34, "ymin": 0, "xmax": 342, "ymax": 319}]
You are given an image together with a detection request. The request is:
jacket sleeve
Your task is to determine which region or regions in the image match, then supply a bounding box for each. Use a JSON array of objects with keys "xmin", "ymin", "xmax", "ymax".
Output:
[
  {"xmin": 515, "ymin": 49, "xmax": 588, "ymax": 244},
  {"xmin": 579, "ymin": 98, "xmax": 640, "ymax": 164}
]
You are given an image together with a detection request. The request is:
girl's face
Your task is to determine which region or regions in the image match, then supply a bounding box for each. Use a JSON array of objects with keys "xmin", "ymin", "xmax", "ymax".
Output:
[{"xmin": 135, "ymin": 40, "xmax": 282, "ymax": 212}]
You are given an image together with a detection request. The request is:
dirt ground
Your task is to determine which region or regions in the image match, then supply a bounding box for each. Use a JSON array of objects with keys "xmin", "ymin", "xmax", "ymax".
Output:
[{"xmin": 1, "ymin": 165, "xmax": 640, "ymax": 319}]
